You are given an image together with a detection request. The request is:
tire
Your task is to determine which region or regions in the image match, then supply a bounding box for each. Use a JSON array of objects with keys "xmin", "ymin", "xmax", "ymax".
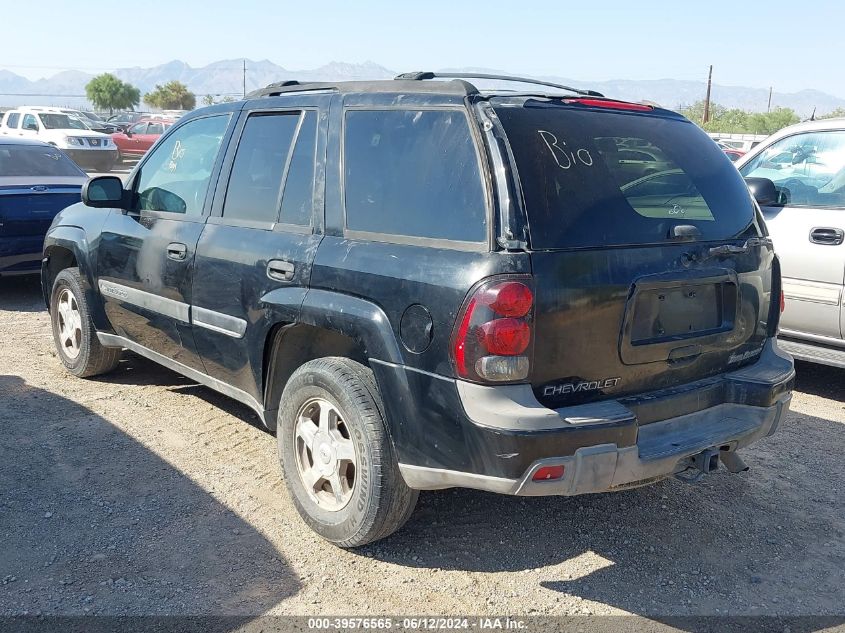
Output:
[
  {"xmin": 50, "ymin": 267, "xmax": 121, "ymax": 378},
  {"xmin": 277, "ymin": 357, "xmax": 418, "ymax": 547}
]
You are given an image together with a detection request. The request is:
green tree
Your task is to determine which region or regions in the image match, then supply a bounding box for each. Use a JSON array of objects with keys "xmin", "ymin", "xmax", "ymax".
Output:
[
  {"xmin": 679, "ymin": 100, "xmax": 798, "ymax": 135},
  {"xmin": 85, "ymin": 73, "xmax": 140, "ymax": 115},
  {"xmin": 819, "ymin": 107, "xmax": 845, "ymax": 120},
  {"xmin": 747, "ymin": 108, "xmax": 800, "ymax": 135},
  {"xmin": 143, "ymin": 81, "xmax": 196, "ymax": 110},
  {"xmin": 202, "ymin": 94, "xmax": 214, "ymax": 106}
]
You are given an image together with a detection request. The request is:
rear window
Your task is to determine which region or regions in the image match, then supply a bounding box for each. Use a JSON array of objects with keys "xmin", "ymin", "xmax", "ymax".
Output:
[
  {"xmin": 0, "ymin": 145, "xmax": 85, "ymax": 177},
  {"xmin": 494, "ymin": 102, "xmax": 755, "ymax": 249}
]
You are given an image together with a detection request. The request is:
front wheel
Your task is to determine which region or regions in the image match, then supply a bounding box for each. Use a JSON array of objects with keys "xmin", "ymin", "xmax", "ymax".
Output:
[
  {"xmin": 50, "ymin": 268, "xmax": 121, "ymax": 377},
  {"xmin": 277, "ymin": 357, "xmax": 418, "ymax": 547}
]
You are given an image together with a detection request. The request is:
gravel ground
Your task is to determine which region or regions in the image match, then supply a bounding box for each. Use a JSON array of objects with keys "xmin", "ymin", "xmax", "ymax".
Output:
[{"xmin": 1, "ymin": 275, "xmax": 843, "ymax": 623}]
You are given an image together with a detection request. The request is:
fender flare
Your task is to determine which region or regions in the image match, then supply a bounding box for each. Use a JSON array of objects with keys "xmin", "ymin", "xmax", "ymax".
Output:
[
  {"xmin": 259, "ymin": 287, "xmax": 406, "ymax": 430},
  {"xmin": 260, "ymin": 287, "xmax": 404, "ymax": 365},
  {"xmin": 42, "ymin": 225, "xmax": 114, "ymax": 333},
  {"xmin": 41, "ymin": 226, "xmax": 92, "ymax": 306}
]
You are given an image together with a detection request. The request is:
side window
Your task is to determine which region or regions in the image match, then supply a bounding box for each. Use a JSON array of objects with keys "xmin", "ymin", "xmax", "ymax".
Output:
[
  {"xmin": 343, "ymin": 109, "xmax": 487, "ymax": 243},
  {"xmin": 740, "ymin": 130, "xmax": 845, "ymax": 208},
  {"xmin": 147, "ymin": 122, "xmax": 164, "ymax": 135},
  {"xmin": 129, "ymin": 122, "xmax": 147, "ymax": 134},
  {"xmin": 134, "ymin": 115, "xmax": 230, "ymax": 217},
  {"xmin": 22, "ymin": 114, "xmax": 38, "ymax": 130},
  {"xmin": 6, "ymin": 113, "xmax": 19, "ymax": 129},
  {"xmin": 222, "ymin": 112, "xmax": 299, "ymax": 223},
  {"xmin": 279, "ymin": 111, "xmax": 317, "ymax": 226}
]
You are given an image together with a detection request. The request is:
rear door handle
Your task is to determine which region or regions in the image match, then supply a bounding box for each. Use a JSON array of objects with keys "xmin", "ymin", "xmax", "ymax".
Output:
[
  {"xmin": 267, "ymin": 259, "xmax": 295, "ymax": 281},
  {"xmin": 166, "ymin": 242, "xmax": 188, "ymax": 261},
  {"xmin": 809, "ymin": 227, "xmax": 844, "ymax": 245}
]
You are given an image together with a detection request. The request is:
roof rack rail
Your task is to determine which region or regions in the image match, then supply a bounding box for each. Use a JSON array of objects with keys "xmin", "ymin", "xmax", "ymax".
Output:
[
  {"xmin": 395, "ymin": 71, "xmax": 604, "ymax": 97},
  {"xmin": 246, "ymin": 80, "xmax": 340, "ymax": 98}
]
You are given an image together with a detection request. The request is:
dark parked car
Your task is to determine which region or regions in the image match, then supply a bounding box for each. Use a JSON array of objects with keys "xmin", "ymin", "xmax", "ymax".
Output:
[
  {"xmin": 1, "ymin": 138, "xmax": 87, "ymax": 275},
  {"xmin": 106, "ymin": 111, "xmax": 151, "ymax": 131},
  {"xmin": 41, "ymin": 73, "xmax": 794, "ymax": 547},
  {"xmin": 59, "ymin": 109, "xmax": 120, "ymax": 134}
]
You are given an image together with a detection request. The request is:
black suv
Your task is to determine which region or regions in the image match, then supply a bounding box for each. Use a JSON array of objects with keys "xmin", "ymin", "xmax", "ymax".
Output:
[{"xmin": 42, "ymin": 73, "xmax": 795, "ymax": 547}]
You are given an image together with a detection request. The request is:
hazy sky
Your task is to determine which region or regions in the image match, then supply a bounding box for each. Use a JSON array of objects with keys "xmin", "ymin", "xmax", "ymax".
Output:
[{"xmin": 2, "ymin": 0, "xmax": 842, "ymax": 97}]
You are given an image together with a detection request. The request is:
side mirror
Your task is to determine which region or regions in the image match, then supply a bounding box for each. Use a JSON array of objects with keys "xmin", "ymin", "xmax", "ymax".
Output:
[
  {"xmin": 744, "ymin": 177, "xmax": 779, "ymax": 207},
  {"xmin": 124, "ymin": 129, "xmax": 133, "ymax": 137},
  {"xmin": 82, "ymin": 176, "xmax": 126, "ymax": 209}
]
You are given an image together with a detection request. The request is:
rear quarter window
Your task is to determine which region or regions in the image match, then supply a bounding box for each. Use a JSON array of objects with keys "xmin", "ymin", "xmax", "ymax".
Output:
[
  {"xmin": 495, "ymin": 103, "xmax": 756, "ymax": 249},
  {"xmin": 343, "ymin": 108, "xmax": 488, "ymax": 245}
]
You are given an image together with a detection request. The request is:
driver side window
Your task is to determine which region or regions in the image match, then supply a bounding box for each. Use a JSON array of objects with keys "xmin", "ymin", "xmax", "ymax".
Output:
[
  {"xmin": 133, "ymin": 115, "xmax": 230, "ymax": 217},
  {"xmin": 740, "ymin": 130, "xmax": 845, "ymax": 208}
]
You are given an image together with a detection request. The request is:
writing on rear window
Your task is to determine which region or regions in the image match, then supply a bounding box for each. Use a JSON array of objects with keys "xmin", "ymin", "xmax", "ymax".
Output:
[{"xmin": 538, "ymin": 131, "xmax": 594, "ymax": 170}]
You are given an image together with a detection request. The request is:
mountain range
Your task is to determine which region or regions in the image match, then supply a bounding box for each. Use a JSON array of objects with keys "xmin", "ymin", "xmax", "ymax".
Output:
[{"xmin": 1, "ymin": 59, "xmax": 842, "ymax": 117}]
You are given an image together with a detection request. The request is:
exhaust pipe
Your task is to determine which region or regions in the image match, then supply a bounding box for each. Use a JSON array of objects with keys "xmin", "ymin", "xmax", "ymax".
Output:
[{"xmin": 720, "ymin": 450, "xmax": 749, "ymax": 473}]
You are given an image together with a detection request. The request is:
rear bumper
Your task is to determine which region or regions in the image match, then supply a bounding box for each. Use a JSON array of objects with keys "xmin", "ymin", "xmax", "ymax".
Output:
[{"xmin": 385, "ymin": 338, "xmax": 794, "ymax": 495}]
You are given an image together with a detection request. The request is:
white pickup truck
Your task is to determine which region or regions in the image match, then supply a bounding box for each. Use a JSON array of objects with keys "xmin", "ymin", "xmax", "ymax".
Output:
[{"xmin": 0, "ymin": 106, "xmax": 117, "ymax": 171}]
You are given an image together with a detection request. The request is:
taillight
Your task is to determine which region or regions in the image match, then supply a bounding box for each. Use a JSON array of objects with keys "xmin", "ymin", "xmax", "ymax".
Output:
[
  {"xmin": 452, "ymin": 277, "xmax": 534, "ymax": 382},
  {"xmin": 768, "ymin": 255, "xmax": 783, "ymax": 337}
]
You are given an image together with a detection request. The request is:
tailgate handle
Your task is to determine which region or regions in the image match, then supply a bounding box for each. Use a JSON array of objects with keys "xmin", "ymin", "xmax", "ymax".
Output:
[
  {"xmin": 809, "ymin": 227, "xmax": 844, "ymax": 245},
  {"xmin": 668, "ymin": 344, "xmax": 702, "ymax": 364},
  {"xmin": 267, "ymin": 259, "xmax": 295, "ymax": 281}
]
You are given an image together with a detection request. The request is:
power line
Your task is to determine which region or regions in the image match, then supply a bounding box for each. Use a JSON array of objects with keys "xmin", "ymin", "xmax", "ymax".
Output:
[{"xmin": 0, "ymin": 92, "xmax": 87, "ymax": 97}]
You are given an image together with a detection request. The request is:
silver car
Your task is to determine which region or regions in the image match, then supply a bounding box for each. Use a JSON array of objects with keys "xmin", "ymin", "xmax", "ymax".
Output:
[{"xmin": 736, "ymin": 118, "xmax": 845, "ymax": 367}]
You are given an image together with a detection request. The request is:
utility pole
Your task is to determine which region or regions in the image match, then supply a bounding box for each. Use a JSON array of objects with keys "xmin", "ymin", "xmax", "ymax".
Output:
[
  {"xmin": 703, "ymin": 65, "xmax": 713, "ymax": 124},
  {"xmin": 243, "ymin": 59, "xmax": 246, "ymax": 98},
  {"xmin": 767, "ymin": 86, "xmax": 773, "ymax": 112}
]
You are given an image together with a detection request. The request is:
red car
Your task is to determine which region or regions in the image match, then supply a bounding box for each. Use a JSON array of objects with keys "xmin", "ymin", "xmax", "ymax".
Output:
[{"xmin": 111, "ymin": 119, "xmax": 174, "ymax": 162}]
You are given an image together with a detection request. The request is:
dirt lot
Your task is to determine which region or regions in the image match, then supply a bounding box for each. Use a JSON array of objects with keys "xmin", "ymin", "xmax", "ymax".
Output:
[{"xmin": 1, "ymin": 275, "xmax": 843, "ymax": 624}]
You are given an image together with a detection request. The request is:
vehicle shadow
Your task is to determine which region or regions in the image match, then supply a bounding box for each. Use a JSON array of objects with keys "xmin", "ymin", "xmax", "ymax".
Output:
[
  {"xmin": 793, "ymin": 360, "xmax": 845, "ymax": 400},
  {"xmin": 98, "ymin": 352, "xmax": 266, "ymax": 432},
  {"xmin": 361, "ymin": 373, "xmax": 845, "ymax": 623},
  {"xmin": 0, "ymin": 276, "xmax": 44, "ymax": 313},
  {"xmin": 0, "ymin": 374, "xmax": 298, "ymax": 617}
]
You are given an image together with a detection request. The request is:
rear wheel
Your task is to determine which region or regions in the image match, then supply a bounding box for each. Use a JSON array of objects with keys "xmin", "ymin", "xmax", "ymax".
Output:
[
  {"xmin": 277, "ymin": 357, "xmax": 418, "ymax": 547},
  {"xmin": 50, "ymin": 268, "xmax": 121, "ymax": 377}
]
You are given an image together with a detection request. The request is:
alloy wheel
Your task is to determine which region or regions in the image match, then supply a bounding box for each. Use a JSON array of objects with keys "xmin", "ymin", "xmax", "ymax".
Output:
[{"xmin": 293, "ymin": 397, "xmax": 357, "ymax": 511}]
